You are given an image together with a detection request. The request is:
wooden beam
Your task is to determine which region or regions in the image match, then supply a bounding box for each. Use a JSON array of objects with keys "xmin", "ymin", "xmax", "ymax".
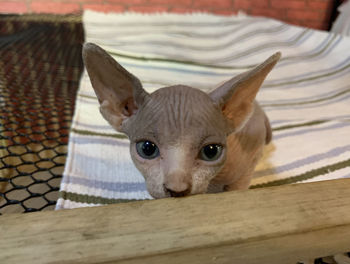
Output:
[{"xmin": 1, "ymin": 179, "xmax": 350, "ymax": 264}]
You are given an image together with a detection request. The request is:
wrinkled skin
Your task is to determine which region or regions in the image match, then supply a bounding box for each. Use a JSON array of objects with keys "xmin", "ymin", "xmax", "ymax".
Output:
[{"xmin": 83, "ymin": 42, "xmax": 280, "ymax": 198}]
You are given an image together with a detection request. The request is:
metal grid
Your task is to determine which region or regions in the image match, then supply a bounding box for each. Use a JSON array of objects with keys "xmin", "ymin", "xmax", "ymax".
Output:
[{"xmin": 0, "ymin": 14, "xmax": 84, "ymax": 214}]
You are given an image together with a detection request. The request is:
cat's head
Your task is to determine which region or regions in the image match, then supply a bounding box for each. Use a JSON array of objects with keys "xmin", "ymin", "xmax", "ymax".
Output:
[{"xmin": 83, "ymin": 43, "xmax": 280, "ymax": 198}]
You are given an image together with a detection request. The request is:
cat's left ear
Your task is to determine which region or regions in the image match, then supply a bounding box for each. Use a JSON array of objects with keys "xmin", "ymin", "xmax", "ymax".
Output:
[{"xmin": 209, "ymin": 52, "xmax": 281, "ymax": 132}]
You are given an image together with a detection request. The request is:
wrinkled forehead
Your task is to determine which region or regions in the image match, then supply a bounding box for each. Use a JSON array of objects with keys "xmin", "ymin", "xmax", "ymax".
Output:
[{"xmin": 129, "ymin": 85, "xmax": 228, "ymax": 144}]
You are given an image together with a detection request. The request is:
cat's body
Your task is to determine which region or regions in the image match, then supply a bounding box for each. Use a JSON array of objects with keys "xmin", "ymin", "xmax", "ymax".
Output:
[
  {"xmin": 212, "ymin": 101, "xmax": 271, "ymax": 191},
  {"xmin": 83, "ymin": 43, "xmax": 280, "ymax": 198}
]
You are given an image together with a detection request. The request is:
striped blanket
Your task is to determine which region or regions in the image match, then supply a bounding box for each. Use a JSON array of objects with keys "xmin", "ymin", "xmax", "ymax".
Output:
[{"xmin": 56, "ymin": 10, "xmax": 350, "ymax": 209}]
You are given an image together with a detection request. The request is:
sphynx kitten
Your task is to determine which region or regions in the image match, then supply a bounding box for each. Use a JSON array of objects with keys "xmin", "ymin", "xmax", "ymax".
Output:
[{"xmin": 83, "ymin": 43, "xmax": 280, "ymax": 199}]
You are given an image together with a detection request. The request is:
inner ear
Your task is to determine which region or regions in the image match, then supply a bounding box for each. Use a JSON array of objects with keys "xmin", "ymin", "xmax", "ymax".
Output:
[
  {"xmin": 83, "ymin": 43, "xmax": 150, "ymax": 132},
  {"xmin": 209, "ymin": 52, "xmax": 281, "ymax": 132},
  {"xmin": 122, "ymin": 97, "xmax": 138, "ymax": 117}
]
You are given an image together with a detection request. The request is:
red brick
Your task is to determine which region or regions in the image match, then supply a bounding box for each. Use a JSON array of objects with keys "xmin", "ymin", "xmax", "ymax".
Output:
[
  {"xmin": 192, "ymin": 0, "xmax": 232, "ymax": 9},
  {"xmin": 233, "ymin": 0, "xmax": 250, "ymax": 9},
  {"xmin": 250, "ymin": 8, "xmax": 284, "ymax": 19},
  {"xmin": 284, "ymin": 16, "xmax": 302, "ymax": 24},
  {"xmin": 171, "ymin": 7, "xmax": 213, "ymax": 13},
  {"xmin": 234, "ymin": 0, "xmax": 269, "ymax": 10},
  {"xmin": 105, "ymin": 0, "xmax": 148, "ymax": 4},
  {"xmin": 148, "ymin": 0, "xmax": 192, "ymax": 6},
  {"xmin": 307, "ymin": 0, "xmax": 333, "ymax": 10},
  {"xmin": 213, "ymin": 10, "xmax": 237, "ymax": 16},
  {"xmin": 270, "ymin": 0, "xmax": 306, "ymax": 9},
  {"xmin": 300, "ymin": 20, "xmax": 329, "ymax": 30},
  {"xmin": 285, "ymin": 19, "xmax": 301, "ymax": 26},
  {"xmin": 56, "ymin": 0, "xmax": 103, "ymax": 3},
  {"xmin": 287, "ymin": 9, "xmax": 327, "ymax": 21},
  {"xmin": 31, "ymin": 2, "xmax": 80, "ymax": 14},
  {"xmin": 83, "ymin": 4, "xmax": 125, "ymax": 13},
  {"xmin": 128, "ymin": 5, "xmax": 169, "ymax": 12},
  {"xmin": 0, "ymin": 2, "xmax": 27, "ymax": 13}
]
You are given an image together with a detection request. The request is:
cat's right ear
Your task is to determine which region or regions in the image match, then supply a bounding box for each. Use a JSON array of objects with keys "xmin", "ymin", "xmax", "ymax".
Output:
[{"xmin": 82, "ymin": 43, "xmax": 150, "ymax": 132}]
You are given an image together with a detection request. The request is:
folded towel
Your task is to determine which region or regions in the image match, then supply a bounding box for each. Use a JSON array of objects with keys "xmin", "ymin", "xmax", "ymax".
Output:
[{"xmin": 56, "ymin": 10, "xmax": 350, "ymax": 209}]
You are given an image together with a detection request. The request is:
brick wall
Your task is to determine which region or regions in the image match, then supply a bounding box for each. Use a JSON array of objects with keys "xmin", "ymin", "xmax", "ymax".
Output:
[{"xmin": 0, "ymin": 0, "xmax": 336, "ymax": 30}]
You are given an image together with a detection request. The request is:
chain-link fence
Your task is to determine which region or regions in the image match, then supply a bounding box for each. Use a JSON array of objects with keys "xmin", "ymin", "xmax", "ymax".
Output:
[{"xmin": 0, "ymin": 14, "xmax": 84, "ymax": 214}]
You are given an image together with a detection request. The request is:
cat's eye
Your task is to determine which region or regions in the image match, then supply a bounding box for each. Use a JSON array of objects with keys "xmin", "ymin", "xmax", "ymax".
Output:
[
  {"xmin": 199, "ymin": 144, "xmax": 223, "ymax": 161},
  {"xmin": 136, "ymin": 140, "xmax": 160, "ymax": 159}
]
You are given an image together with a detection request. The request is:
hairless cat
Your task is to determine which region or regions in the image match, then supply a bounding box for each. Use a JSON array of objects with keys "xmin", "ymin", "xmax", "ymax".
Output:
[{"xmin": 83, "ymin": 43, "xmax": 280, "ymax": 198}]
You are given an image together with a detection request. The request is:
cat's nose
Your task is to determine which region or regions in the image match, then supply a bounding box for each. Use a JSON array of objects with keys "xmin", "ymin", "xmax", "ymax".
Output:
[{"xmin": 164, "ymin": 183, "xmax": 191, "ymax": 197}]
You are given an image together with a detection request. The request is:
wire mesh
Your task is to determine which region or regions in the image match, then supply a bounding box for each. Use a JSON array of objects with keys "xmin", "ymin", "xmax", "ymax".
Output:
[{"xmin": 0, "ymin": 14, "xmax": 84, "ymax": 214}]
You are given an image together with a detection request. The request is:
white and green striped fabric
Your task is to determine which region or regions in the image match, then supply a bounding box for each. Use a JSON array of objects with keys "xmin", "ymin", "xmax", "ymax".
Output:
[{"xmin": 56, "ymin": 10, "xmax": 350, "ymax": 209}]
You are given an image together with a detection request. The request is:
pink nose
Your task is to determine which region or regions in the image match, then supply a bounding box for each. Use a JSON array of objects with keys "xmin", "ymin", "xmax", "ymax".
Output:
[{"xmin": 163, "ymin": 183, "xmax": 191, "ymax": 197}]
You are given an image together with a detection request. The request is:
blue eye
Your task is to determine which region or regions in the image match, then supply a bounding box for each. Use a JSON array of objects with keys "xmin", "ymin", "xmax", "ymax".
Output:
[
  {"xmin": 199, "ymin": 144, "xmax": 223, "ymax": 161},
  {"xmin": 136, "ymin": 141, "xmax": 160, "ymax": 159}
]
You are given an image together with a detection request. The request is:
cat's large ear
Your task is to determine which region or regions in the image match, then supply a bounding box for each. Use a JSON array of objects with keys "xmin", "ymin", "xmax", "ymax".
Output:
[
  {"xmin": 209, "ymin": 52, "xmax": 281, "ymax": 132},
  {"xmin": 82, "ymin": 43, "xmax": 150, "ymax": 132}
]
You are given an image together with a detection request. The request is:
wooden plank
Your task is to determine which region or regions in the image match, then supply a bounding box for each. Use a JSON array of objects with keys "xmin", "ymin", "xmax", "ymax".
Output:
[{"xmin": 1, "ymin": 179, "xmax": 350, "ymax": 264}]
